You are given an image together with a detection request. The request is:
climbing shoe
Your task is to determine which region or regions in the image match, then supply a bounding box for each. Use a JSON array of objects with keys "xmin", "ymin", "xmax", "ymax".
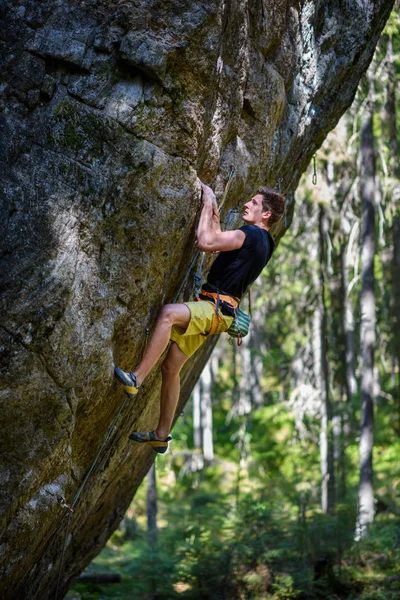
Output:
[
  {"xmin": 129, "ymin": 430, "xmax": 172, "ymax": 454},
  {"xmin": 114, "ymin": 367, "xmax": 140, "ymax": 396}
]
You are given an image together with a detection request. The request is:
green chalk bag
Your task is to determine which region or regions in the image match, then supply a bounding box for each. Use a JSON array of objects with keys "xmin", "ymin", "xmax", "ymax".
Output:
[
  {"xmin": 227, "ymin": 290, "xmax": 252, "ymax": 345},
  {"xmin": 227, "ymin": 307, "xmax": 251, "ymax": 344}
]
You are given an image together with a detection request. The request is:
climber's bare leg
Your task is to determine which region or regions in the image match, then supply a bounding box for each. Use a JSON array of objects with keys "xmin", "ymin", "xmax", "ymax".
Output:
[
  {"xmin": 134, "ymin": 304, "xmax": 190, "ymax": 386},
  {"xmin": 155, "ymin": 341, "xmax": 189, "ymax": 440}
]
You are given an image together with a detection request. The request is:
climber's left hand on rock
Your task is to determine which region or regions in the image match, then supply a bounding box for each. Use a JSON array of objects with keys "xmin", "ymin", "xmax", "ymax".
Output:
[{"xmin": 200, "ymin": 181, "xmax": 218, "ymax": 209}]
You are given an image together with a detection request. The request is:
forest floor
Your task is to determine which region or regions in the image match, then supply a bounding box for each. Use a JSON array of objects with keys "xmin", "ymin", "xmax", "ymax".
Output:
[
  {"xmin": 66, "ymin": 400, "xmax": 400, "ymax": 600},
  {"xmin": 66, "ymin": 511, "xmax": 400, "ymax": 599}
]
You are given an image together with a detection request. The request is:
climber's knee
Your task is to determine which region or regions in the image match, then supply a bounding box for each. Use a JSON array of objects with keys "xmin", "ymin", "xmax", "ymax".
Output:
[{"xmin": 158, "ymin": 303, "xmax": 190, "ymax": 329}]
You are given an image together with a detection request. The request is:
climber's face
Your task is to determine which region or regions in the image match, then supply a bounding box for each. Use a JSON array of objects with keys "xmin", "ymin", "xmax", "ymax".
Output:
[{"xmin": 242, "ymin": 194, "xmax": 272, "ymax": 226}]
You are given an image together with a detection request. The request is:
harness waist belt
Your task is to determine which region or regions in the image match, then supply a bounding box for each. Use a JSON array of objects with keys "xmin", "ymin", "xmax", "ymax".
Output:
[{"xmin": 199, "ymin": 290, "xmax": 239, "ymax": 310}]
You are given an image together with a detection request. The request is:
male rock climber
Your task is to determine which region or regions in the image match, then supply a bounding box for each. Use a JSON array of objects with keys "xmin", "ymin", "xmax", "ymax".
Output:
[{"xmin": 114, "ymin": 182, "xmax": 285, "ymax": 453}]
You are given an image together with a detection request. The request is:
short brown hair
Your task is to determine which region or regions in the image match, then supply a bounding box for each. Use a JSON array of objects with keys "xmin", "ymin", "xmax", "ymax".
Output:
[{"xmin": 257, "ymin": 186, "xmax": 285, "ymax": 227}]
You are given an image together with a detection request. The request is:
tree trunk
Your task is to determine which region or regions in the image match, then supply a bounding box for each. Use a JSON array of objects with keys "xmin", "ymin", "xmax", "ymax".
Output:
[
  {"xmin": 193, "ymin": 382, "xmax": 202, "ymax": 451},
  {"xmin": 147, "ymin": 463, "xmax": 158, "ymax": 549},
  {"xmin": 384, "ymin": 32, "xmax": 399, "ymax": 422},
  {"xmin": 338, "ymin": 387, "xmax": 347, "ymax": 501},
  {"xmin": 339, "ymin": 226, "xmax": 359, "ymax": 463},
  {"xmin": 383, "ymin": 36, "xmax": 398, "ymax": 176},
  {"xmin": 239, "ymin": 334, "xmax": 254, "ymax": 416},
  {"xmin": 356, "ymin": 92, "xmax": 376, "ymax": 540},
  {"xmin": 316, "ymin": 205, "xmax": 335, "ymax": 513},
  {"xmin": 232, "ymin": 342, "xmax": 240, "ymax": 408},
  {"xmin": 391, "ymin": 214, "xmax": 400, "ymax": 427},
  {"xmin": 334, "ymin": 240, "xmax": 356, "ymax": 502},
  {"xmin": 341, "ymin": 236, "xmax": 358, "ymax": 404},
  {"xmin": 201, "ymin": 362, "xmax": 214, "ymax": 462}
]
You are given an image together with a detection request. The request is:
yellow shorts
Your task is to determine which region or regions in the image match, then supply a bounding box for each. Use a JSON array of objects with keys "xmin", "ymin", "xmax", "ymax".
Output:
[{"xmin": 170, "ymin": 301, "xmax": 233, "ymax": 358}]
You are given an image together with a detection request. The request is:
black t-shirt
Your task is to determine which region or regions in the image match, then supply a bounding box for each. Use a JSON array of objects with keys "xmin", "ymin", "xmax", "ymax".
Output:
[{"xmin": 203, "ymin": 225, "xmax": 275, "ymax": 300}]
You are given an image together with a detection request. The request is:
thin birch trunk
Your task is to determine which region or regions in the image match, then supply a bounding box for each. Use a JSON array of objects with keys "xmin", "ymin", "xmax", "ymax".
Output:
[
  {"xmin": 192, "ymin": 380, "xmax": 205, "ymax": 472},
  {"xmin": 335, "ymin": 244, "xmax": 353, "ymax": 502},
  {"xmin": 338, "ymin": 387, "xmax": 347, "ymax": 500},
  {"xmin": 391, "ymin": 215, "xmax": 400, "ymax": 428},
  {"xmin": 201, "ymin": 361, "xmax": 214, "ymax": 462},
  {"xmin": 341, "ymin": 238, "xmax": 358, "ymax": 403},
  {"xmin": 317, "ymin": 205, "xmax": 335, "ymax": 513},
  {"xmin": 356, "ymin": 88, "xmax": 376, "ymax": 540},
  {"xmin": 384, "ymin": 36, "xmax": 398, "ymax": 177},
  {"xmin": 384, "ymin": 33, "xmax": 399, "ymax": 421},
  {"xmin": 193, "ymin": 381, "xmax": 202, "ymax": 450},
  {"xmin": 232, "ymin": 341, "xmax": 240, "ymax": 407},
  {"xmin": 239, "ymin": 334, "xmax": 253, "ymax": 416}
]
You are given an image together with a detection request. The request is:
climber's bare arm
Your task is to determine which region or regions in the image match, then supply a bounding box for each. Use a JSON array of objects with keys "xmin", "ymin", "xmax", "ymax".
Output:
[
  {"xmin": 197, "ymin": 182, "xmax": 245, "ymax": 252},
  {"xmin": 212, "ymin": 204, "xmax": 222, "ymax": 234},
  {"xmin": 197, "ymin": 223, "xmax": 245, "ymax": 252}
]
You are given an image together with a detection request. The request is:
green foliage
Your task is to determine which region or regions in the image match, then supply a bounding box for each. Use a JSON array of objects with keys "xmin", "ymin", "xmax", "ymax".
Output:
[{"xmin": 384, "ymin": 2, "xmax": 400, "ymax": 39}]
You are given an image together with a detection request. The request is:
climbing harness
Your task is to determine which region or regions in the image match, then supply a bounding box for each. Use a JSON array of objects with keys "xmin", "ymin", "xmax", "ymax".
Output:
[
  {"xmin": 197, "ymin": 288, "xmax": 251, "ymax": 346},
  {"xmin": 198, "ymin": 288, "xmax": 238, "ymax": 336},
  {"xmin": 199, "ymin": 289, "xmax": 239, "ymax": 310}
]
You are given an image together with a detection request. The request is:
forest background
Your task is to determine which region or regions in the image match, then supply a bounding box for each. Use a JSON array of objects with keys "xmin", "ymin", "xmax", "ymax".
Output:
[{"xmin": 67, "ymin": 6, "xmax": 400, "ymax": 600}]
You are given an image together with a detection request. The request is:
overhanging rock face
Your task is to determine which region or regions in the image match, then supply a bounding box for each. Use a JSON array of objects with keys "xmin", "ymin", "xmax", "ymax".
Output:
[{"xmin": 0, "ymin": 0, "xmax": 393, "ymax": 597}]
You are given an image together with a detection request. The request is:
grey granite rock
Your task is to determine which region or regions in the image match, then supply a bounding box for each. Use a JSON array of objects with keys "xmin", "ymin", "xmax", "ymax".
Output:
[
  {"xmin": 27, "ymin": 29, "xmax": 90, "ymax": 69},
  {"xmin": 0, "ymin": 0, "xmax": 394, "ymax": 597}
]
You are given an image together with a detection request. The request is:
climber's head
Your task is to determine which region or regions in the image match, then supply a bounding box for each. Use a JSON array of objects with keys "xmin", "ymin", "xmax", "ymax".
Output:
[{"xmin": 243, "ymin": 187, "xmax": 285, "ymax": 229}]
